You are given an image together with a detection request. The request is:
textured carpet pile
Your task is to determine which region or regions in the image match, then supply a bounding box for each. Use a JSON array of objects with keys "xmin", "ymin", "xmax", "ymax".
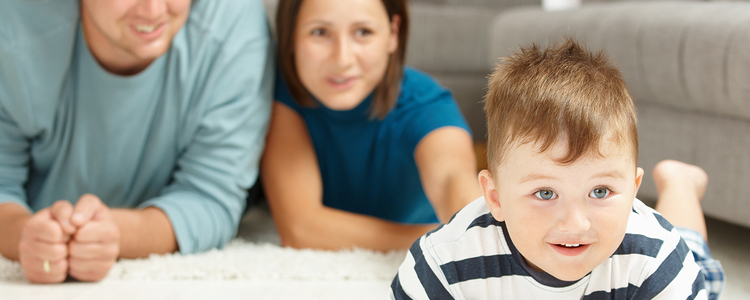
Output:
[{"xmin": 0, "ymin": 206, "xmax": 406, "ymax": 283}]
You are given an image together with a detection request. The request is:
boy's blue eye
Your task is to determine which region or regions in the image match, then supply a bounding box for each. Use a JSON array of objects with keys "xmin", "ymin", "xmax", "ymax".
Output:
[
  {"xmin": 590, "ymin": 187, "xmax": 610, "ymax": 199},
  {"xmin": 535, "ymin": 189, "xmax": 556, "ymax": 200}
]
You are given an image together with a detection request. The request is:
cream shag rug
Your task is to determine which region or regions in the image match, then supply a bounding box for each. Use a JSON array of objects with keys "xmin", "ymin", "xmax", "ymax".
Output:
[{"xmin": 0, "ymin": 206, "xmax": 407, "ymax": 283}]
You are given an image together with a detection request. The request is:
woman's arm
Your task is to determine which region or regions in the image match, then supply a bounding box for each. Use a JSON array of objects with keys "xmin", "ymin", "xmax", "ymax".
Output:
[
  {"xmin": 414, "ymin": 127, "xmax": 481, "ymax": 223},
  {"xmin": 261, "ymin": 102, "xmax": 436, "ymax": 251}
]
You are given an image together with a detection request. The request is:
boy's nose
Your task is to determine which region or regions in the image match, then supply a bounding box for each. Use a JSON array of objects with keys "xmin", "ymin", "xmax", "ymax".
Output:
[{"xmin": 556, "ymin": 199, "xmax": 591, "ymax": 233}]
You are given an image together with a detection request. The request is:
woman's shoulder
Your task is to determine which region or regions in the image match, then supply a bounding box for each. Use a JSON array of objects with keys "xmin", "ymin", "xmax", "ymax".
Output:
[
  {"xmin": 401, "ymin": 66, "xmax": 443, "ymax": 90},
  {"xmin": 391, "ymin": 67, "xmax": 471, "ymax": 143},
  {"xmin": 399, "ymin": 66, "xmax": 451, "ymax": 105},
  {"xmin": 273, "ymin": 70, "xmax": 301, "ymax": 110}
]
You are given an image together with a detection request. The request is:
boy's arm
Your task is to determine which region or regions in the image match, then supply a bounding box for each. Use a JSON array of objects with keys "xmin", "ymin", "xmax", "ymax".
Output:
[
  {"xmin": 633, "ymin": 237, "xmax": 708, "ymax": 299},
  {"xmin": 390, "ymin": 237, "xmax": 456, "ymax": 300}
]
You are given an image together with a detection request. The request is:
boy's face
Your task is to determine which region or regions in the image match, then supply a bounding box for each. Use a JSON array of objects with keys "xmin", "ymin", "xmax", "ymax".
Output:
[{"xmin": 479, "ymin": 139, "xmax": 643, "ymax": 281}]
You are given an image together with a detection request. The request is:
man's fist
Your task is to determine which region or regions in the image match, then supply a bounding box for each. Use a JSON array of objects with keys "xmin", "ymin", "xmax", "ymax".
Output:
[
  {"xmin": 68, "ymin": 194, "xmax": 120, "ymax": 281},
  {"xmin": 66, "ymin": 194, "xmax": 120, "ymax": 281},
  {"xmin": 18, "ymin": 204, "xmax": 72, "ymax": 284}
]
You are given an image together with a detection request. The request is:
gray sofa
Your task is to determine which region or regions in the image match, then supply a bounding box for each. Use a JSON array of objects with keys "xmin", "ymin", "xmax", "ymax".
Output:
[
  {"xmin": 261, "ymin": 0, "xmax": 750, "ymax": 229},
  {"xmin": 488, "ymin": 2, "xmax": 750, "ymax": 229},
  {"xmin": 399, "ymin": 0, "xmax": 750, "ymax": 229},
  {"xmin": 404, "ymin": 0, "xmax": 698, "ymax": 144}
]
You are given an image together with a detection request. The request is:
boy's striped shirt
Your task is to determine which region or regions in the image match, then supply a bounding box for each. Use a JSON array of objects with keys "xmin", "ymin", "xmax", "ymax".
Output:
[{"xmin": 391, "ymin": 197, "xmax": 707, "ymax": 300}]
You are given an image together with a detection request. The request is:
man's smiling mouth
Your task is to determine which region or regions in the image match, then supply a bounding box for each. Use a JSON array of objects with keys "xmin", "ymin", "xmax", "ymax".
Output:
[{"xmin": 135, "ymin": 24, "xmax": 159, "ymax": 33}]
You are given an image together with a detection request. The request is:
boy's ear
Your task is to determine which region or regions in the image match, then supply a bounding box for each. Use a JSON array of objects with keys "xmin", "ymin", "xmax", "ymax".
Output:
[
  {"xmin": 479, "ymin": 169, "xmax": 504, "ymax": 221},
  {"xmin": 634, "ymin": 167, "xmax": 644, "ymax": 196}
]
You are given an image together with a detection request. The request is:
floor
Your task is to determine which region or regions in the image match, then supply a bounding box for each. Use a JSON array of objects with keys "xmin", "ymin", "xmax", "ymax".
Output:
[
  {"xmin": 703, "ymin": 216, "xmax": 750, "ymax": 300},
  {"xmin": 0, "ymin": 280, "xmax": 391, "ymax": 300},
  {"xmin": 0, "ymin": 206, "xmax": 399, "ymax": 300},
  {"xmin": 1, "ymin": 142, "xmax": 748, "ymax": 300},
  {"xmin": 1, "ymin": 209, "xmax": 748, "ymax": 300}
]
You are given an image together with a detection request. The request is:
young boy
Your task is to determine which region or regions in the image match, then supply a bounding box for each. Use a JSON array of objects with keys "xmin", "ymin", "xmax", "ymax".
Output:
[{"xmin": 390, "ymin": 39, "xmax": 724, "ymax": 299}]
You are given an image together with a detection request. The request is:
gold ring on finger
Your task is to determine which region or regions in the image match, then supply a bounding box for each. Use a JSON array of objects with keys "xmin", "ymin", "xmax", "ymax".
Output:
[{"xmin": 43, "ymin": 260, "xmax": 50, "ymax": 274}]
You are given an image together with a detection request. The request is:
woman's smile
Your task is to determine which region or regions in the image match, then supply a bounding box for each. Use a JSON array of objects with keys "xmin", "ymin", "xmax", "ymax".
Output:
[{"xmin": 326, "ymin": 76, "xmax": 357, "ymax": 90}]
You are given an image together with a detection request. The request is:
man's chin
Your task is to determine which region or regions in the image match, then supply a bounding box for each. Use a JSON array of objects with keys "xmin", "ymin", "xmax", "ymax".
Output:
[{"xmin": 131, "ymin": 39, "xmax": 173, "ymax": 61}]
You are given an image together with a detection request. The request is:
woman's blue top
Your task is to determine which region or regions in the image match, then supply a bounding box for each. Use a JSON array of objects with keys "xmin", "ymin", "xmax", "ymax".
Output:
[{"xmin": 274, "ymin": 67, "xmax": 471, "ymax": 224}]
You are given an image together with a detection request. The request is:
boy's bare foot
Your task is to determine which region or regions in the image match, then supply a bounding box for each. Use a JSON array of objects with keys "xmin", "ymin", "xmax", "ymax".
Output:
[
  {"xmin": 652, "ymin": 160, "xmax": 709, "ymax": 241},
  {"xmin": 652, "ymin": 159, "xmax": 708, "ymax": 202}
]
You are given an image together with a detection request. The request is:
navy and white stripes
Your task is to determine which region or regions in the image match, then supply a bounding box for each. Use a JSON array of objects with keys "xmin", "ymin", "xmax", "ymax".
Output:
[{"xmin": 391, "ymin": 197, "xmax": 707, "ymax": 300}]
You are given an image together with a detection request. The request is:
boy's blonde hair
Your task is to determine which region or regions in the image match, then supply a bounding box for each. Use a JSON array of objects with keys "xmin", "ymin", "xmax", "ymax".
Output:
[{"xmin": 484, "ymin": 38, "xmax": 638, "ymax": 173}]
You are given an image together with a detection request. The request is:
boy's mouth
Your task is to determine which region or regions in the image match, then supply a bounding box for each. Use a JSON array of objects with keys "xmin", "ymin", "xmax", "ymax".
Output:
[{"xmin": 551, "ymin": 243, "xmax": 590, "ymax": 256}]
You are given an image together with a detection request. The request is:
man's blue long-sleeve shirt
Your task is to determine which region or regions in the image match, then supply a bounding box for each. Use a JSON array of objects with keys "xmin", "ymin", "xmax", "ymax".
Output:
[{"xmin": 0, "ymin": 0, "xmax": 274, "ymax": 254}]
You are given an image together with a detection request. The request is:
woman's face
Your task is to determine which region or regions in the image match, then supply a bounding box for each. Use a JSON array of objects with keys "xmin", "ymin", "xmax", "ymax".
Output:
[{"xmin": 293, "ymin": 0, "xmax": 399, "ymax": 110}]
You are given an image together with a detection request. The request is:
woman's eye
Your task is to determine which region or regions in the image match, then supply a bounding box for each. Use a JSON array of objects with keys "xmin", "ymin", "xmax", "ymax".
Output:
[
  {"xmin": 590, "ymin": 187, "xmax": 611, "ymax": 199},
  {"xmin": 534, "ymin": 189, "xmax": 556, "ymax": 200},
  {"xmin": 354, "ymin": 28, "xmax": 373, "ymax": 37},
  {"xmin": 311, "ymin": 28, "xmax": 327, "ymax": 36}
]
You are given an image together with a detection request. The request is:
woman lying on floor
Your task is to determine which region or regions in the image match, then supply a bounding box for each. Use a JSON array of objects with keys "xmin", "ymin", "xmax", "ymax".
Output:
[{"xmin": 261, "ymin": 0, "xmax": 481, "ymax": 250}]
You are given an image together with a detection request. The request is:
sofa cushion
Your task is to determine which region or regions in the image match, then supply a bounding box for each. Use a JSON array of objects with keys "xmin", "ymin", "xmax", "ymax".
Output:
[{"xmin": 407, "ymin": 3, "xmax": 501, "ymax": 74}]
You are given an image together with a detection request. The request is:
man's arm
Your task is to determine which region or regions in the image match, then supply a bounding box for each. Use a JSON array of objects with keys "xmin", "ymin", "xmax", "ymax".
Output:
[
  {"xmin": 0, "ymin": 202, "xmax": 73, "ymax": 283},
  {"xmin": 49, "ymin": 194, "xmax": 177, "ymax": 259},
  {"xmin": 111, "ymin": 207, "xmax": 176, "ymax": 258},
  {"xmin": 41, "ymin": 194, "xmax": 175, "ymax": 282},
  {"xmin": 0, "ymin": 203, "xmax": 31, "ymax": 260},
  {"xmin": 0, "ymin": 82, "xmax": 34, "ymax": 261},
  {"xmin": 137, "ymin": 0, "xmax": 274, "ymax": 254}
]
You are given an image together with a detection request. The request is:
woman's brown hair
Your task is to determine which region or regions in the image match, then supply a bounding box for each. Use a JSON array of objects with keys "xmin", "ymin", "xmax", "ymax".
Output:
[{"xmin": 276, "ymin": 0, "xmax": 409, "ymax": 119}]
